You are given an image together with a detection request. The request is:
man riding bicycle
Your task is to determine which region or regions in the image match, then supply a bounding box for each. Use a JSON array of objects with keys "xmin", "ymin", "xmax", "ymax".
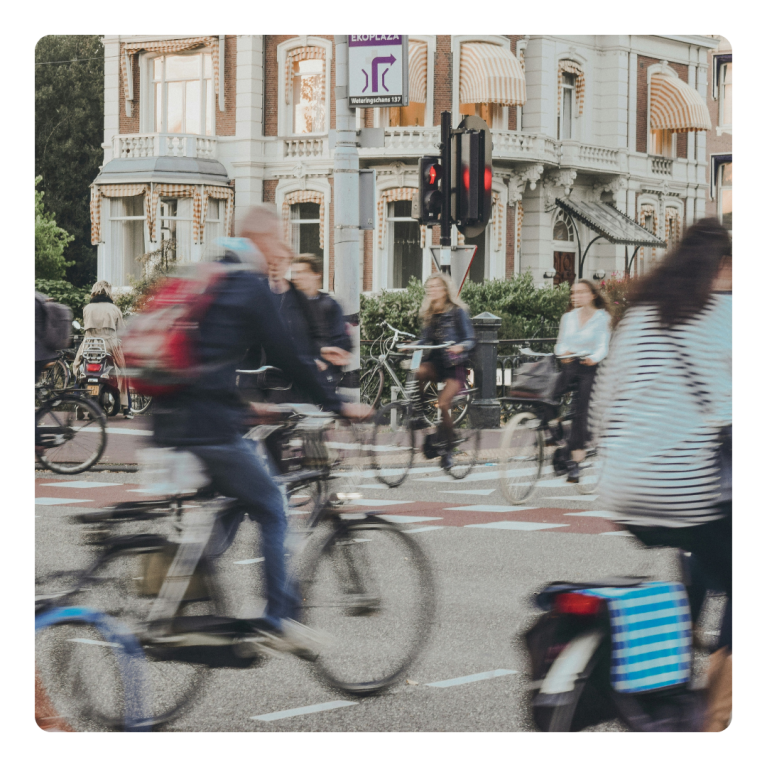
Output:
[{"xmin": 151, "ymin": 204, "xmax": 368, "ymax": 653}]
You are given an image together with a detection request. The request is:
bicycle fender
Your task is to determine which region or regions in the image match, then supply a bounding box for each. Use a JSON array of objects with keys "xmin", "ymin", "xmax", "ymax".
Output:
[{"xmin": 539, "ymin": 628, "xmax": 605, "ymax": 695}]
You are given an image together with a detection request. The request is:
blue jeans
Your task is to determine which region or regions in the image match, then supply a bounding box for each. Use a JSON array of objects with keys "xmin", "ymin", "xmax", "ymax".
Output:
[{"xmin": 189, "ymin": 437, "xmax": 299, "ymax": 631}]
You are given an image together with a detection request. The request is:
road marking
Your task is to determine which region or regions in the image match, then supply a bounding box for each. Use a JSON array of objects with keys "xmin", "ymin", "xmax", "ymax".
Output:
[
  {"xmin": 600, "ymin": 531, "xmax": 632, "ymax": 537},
  {"xmin": 251, "ymin": 700, "xmax": 358, "ymax": 722},
  {"xmin": 356, "ymin": 484, "xmax": 390, "ymax": 489},
  {"xmin": 234, "ymin": 558, "xmax": 265, "ymax": 565},
  {"xmin": 35, "ymin": 497, "xmax": 94, "ymax": 506},
  {"xmin": 541, "ymin": 495, "xmax": 599, "ymax": 502},
  {"xmin": 440, "ymin": 489, "xmax": 496, "ymax": 496},
  {"xmin": 564, "ymin": 510, "xmax": 616, "ymax": 519},
  {"xmin": 465, "ymin": 521, "xmax": 569, "ymax": 531},
  {"xmin": 425, "ymin": 669, "xmax": 518, "ymax": 688},
  {"xmin": 379, "ymin": 515, "xmax": 443, "ymax": 524},
  {"xmin": 67, "ymin": 638, "xmax": 120, "ymax": 648},
  {"xmin": 353, "ymin": 499, "xmax": 412, "ymax": 507},
  {"xmin": 405, "ymin": 526, "xmax": 445, "ymax": 534},
  {"xmin": 40, "ymin": 481, "xmax": 122, "ymax": 489},
  {"xmin": 445, "ymin": 504, "xmax": 538, "ymax": 513},
  {"xmin": 82, "ymin": 426, "xmax": 154, "ymax": 436}
]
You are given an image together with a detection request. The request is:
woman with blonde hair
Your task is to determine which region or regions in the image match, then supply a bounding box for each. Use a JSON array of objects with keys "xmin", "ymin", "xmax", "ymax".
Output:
[
  {"xmin": 415, "ymin": 273, "xmax": 475, "ymax": 469},
  {"xmin": 72, "ymin": 280, "xmax": 132, "ymax": 418}
]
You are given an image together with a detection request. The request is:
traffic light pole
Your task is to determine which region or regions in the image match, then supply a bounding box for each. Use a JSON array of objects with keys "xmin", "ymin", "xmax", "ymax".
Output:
[
  {"xmin": 333, "ymin": 35, "xmax": 360, "ymax": 401},
  {"xmin": 439, "ymin": 111, "xmax": 452, "ymax": 273}
]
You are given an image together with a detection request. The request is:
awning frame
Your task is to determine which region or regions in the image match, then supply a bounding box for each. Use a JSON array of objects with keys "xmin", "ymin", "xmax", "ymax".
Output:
[{"xmin": 555, "ymin": 197, "xmax": 666, "ymax": 279}]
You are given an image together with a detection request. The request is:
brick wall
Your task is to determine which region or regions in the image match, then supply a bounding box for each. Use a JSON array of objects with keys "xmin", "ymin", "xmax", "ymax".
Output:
[
  {"xmin": 119, "ymin": 43, "xmax": 141, "ymax": 134},
  {"xmin": 363, "ymin": 230, "xmax": 373, "ymax": 291},
  {"xmin": 264, "ymin": 35, "xmax": 335, "ymax": 137},
  {"xmin": 328, "ymin": 179, "xmax": 335, "ymax": 289},
  {"xmin": 263, "ymin": 179, "xmax": 278, "ymax": 203},
  {"xmin": 505, "ymin": 35, "xmax": 524, "ymax": 131},
  {"xmin": 637, "ymin": 55, "xmax": 693, "ymax": 157},
  {"xmin": 505, "ymin": 205, "xmax": 516, "ymax": 277},
  {"xmin": 433, "ymin": 36, "xmax": 453, "ymax": 118}
]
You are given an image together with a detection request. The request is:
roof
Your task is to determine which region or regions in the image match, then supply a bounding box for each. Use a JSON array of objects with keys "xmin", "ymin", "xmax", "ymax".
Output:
[
  {"xmin": 93, "ymin": 157, "xmax": 230, "ymax": 187},
  {"xmin": 555, "ymin": 198, "xmax": 667, "ymax": 247}
]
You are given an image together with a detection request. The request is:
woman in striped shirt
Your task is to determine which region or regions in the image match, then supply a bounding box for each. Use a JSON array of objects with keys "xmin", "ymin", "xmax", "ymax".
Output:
[{"xmin": 590, "ymin": 217, "xmax": 732, "ymax": 731}]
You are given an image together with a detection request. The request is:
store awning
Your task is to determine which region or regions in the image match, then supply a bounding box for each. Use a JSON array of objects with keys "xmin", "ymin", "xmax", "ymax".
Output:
[
  {"xmin": 555, "ymin": 198, "xmax": 666, "ymax": 247},
  {"xmin": 459, "ymin": 43, "xmax": 526, "ymax": 107},
  {"xmin": 650, "ymin": 72, "xmax": 712, "ymax": 133},
  {"xmin": 408, "ymin": 40, "xmax": 428, "ymax": 103}
]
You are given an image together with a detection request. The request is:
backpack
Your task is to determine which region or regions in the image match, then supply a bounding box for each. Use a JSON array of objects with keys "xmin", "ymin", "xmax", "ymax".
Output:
[
  {"xmin": 121, "ymin": 262, "xmax": 236, "ymax": 396},
  {"xmin": 35, "ymin": 292, "xmax": 73, "ymax": 351}
]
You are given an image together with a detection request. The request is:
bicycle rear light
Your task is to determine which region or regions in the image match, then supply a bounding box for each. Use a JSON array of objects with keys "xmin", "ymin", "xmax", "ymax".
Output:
[
  {"xmin": 86, "ymin": 363, "xmax": 102, "ymax": 372},
  {"xmin": 553, "ymin": 592, "xmax": 604, "ymax": 616}
]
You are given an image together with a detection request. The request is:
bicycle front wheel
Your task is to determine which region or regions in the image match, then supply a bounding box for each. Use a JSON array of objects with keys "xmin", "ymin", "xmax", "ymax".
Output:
[
  {"xmin": 129, "ymin": 390, "xmax": 153, "ymax": 415},
  {"xmin": 447, "ymin": 404, "xmax": 481, "ymax": 480},
  {"xmin": 371, "ymin": 400, "xmax": 415, "ymax": 487},
  {"xmin": 575, "ymin": 449, "xmax": 602, "ymax": 496},
  {"xmin": 301, "ymin": 516, "xmax": 435, "ymax": 695},
  {"xmin": 39, "ymin": 358, "xmax": 70, "ymax": 391},
  {"xmin": 36, "ymin": 394, "xmax": 107, "ymax": 474},
  {"xmin": 499, "ymin": 411, "xmax": 544, "ymax": 504},
  {"xmin": 360, "ymin": 358, "xmax": 385, "ymax": 409}
]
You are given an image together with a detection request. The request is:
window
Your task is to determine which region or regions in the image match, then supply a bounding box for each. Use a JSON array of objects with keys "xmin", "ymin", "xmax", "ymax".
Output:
[
  {"xmin": 638, "ymin": 207, "xmax": 657, "ymax": 276},
  {"xmin": 158, "ymin": 199, "xmax": 193, "ymax": 262},
  {"xmin": 558, "ymin": 73, "xmax": 575, "ymax": 140},
  {"xmin": 290, "ymin": 202, "xmax": 325, "ymax": 279},
  {"xmin": 292, "ymin": 58, "xmax": 325, "ymax": 134},
  {"xmin": 553, "ymin": 210, "xmax": 575, "ymax": 242},
  {"xmin": 388, "ymin": 102, "xmax": 426, "ymax": 127},
  {"xmin": 204, "ymin": 199, "xmax": 224, "ymax": 261},
  {"xmin": 107, "ymin": 197, "xmax": 146, "ymax": 286},
  {"xmin": 388, "ymin": 200, "xmax": 422, "ymax": 288},
  {"xmin": 151, "ymin": 53, "xmax": 214, "ymax": 135},
  {"xmin": 719, "ymin": 62, "xmax": 732, "ymax": 128},
  {"xmin": 718, "ymin": 162, "xmax": 732, "ymax": 231},
  {"xmin": 459, "ymin": 102, "xmax": 505, "ymax": 128},
  {"xmin": 650, "ymin": 129, "xmax": 674, "ymax": 158}
]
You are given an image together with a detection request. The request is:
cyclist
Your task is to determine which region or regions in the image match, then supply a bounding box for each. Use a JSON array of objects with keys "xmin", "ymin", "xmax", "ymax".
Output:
[
  {"xmin": 590, "ymin": 218, "xmax": 732, "ymax": 731},
  {"xmin": 553, "ymin": 279, "xmax": 612, "ymax": 483},
  {"xmin": 151, "ymin": 204, "xmax": 369, "ymax": 654},
  {"xmin": 414, "ymin": 273, "xmax": 475, "ymax": 469}
]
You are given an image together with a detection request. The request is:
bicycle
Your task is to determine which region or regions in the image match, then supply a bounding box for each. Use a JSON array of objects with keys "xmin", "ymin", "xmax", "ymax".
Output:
[
  {"xmin": 35, "ymin": 403, "xmax": 435, "ymax": 729},
  {"xmin": 370, "ymin": 341, "xmax": 481, "ymax": 487},
  {"xmin": 361, "ymin": 322, "xmax": 474, "ymax": 428},
  {"xmin": 35, "ymin": 382, "xmax": 108, "ymax": 474},
  {"xmin": 498, "ymin": 349, "xmax": 601, "ymax": 503},
  {"xmin": 38, "ymin": 348, "xmax": 75, "ymax": 391}
]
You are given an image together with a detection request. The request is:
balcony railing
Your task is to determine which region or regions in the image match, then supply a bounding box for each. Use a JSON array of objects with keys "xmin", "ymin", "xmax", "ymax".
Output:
[
  {"xmin": 112, "ymin": 134, "xmax": 218, "ymax": 160},
  {"xmin": 283, "ymin": 137, "xmax": 328, "ymax": 159},
  {"xmin": 651, "ymin": 156, "xmax": 673, "ymax": 175}
]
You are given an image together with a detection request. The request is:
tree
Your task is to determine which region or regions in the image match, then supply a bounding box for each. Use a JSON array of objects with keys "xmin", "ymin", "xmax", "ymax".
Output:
[
  {"xmin": 35, "ymin": 176, "xmax": 74, "ymax": 279},
  {"xmin": 35, "ymin": 35, "xmax": 104, "ymax": 287}
]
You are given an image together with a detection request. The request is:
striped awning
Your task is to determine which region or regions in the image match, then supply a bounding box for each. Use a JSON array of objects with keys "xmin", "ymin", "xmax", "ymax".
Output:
[
  {"xmin": 409, "ymin": 40, "xmax": 428, "ymax": 103},
  {"xmin": 90, "ymin": 184, "xmax": 150, "ymax": 245},
  {"xmin": 459, "ymin": 43, "xmax": 526, "ymax": 107},
  {"xmin": 650, "ymin": 72, "xmax": 712, "ymax": 133}
]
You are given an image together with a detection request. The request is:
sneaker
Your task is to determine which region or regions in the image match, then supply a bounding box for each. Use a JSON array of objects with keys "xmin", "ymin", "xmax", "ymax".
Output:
[
  {"xmin": 123, "ymin": 409, "xmax": 134, "ymax": 420},
  {"xmin": 440, "ymin": 451, "xmax": 453, "ymax": 471},
  {"xmin": 245, "ymin": 618, "xmax": 328, "ymax": 660},
  {"xmin": 566, "ymin": 461, "xmax": 580, "ymax": 484}
]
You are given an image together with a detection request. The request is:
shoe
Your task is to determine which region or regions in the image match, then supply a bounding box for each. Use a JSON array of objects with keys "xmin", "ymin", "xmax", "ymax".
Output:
[
  {"xmin": 245, "ymin": 618, "xmax": 328, "ymax": 660},
  {"xmin": 441, "ymin": 451, "xmax": 453, "ymax": 471},
  {"xmin": 566, "ymin": 461, "xmax": 580, "ymax": 484},
  {"xmin": 545, "ymin": 421, "xmax": 564, "ymax": 447},
  {"xmin": 123, "ymin": 409, "xmax": 134, "ymax": 420}
]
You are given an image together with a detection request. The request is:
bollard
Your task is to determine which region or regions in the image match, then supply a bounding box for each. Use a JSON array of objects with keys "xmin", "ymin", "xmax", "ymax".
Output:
[{"xmin": 470, "ymin": 312, "xmax": 502, "ymax": 429}]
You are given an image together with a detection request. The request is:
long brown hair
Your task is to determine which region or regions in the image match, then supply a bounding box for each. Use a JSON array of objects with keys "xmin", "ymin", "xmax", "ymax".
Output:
[
  {"xmin": 568, "ymin": 278, "xmax": 612, "ymax": 321},
  {"xmin": 625, "ymin": 217, "xmax": 731, "ymax": 328},
  {"xmin": 419, "ymin": 273, "xmax": 468, "ymax": 326}
]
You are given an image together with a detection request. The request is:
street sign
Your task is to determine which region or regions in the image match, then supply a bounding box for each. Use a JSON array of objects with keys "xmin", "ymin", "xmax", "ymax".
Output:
[
  {"xmin": 348, "ymin": 35, "xmax": 408, "ymax": 108},
  {"xmin": 429, "ymin": 245, "xmax": 478, "ymax": 294}
]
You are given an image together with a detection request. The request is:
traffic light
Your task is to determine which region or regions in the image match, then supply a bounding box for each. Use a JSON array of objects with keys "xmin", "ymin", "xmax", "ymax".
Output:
[
  {"xmin": 417, "ymin": 155, "xmax": 443, "ymax": 225},
  {"xmin": 455, "ymin": 115, "xmax": 493, "ymax": 238}
]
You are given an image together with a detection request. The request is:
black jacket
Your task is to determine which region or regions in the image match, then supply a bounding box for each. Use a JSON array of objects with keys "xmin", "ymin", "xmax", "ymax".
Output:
[{"xmin": 419, "ymin": 306, "xmax": 476, "ymax": 366}]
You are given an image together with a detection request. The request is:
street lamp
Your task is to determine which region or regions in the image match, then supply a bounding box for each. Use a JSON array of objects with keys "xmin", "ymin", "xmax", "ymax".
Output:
[
  {"xmin": 593, "ymin": 270, "xmax": 606, "ymax": 280},
  {"xmin": 543, "ymin": 270, "xmax": 556, "ymax": 279}
]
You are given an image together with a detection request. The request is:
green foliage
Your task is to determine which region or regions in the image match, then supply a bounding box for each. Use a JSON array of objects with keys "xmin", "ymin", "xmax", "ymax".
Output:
[
  {"xmin": 35, "ymin": 177, "xmax": 74, "ymax": 280},
  {"xmin": 36, "ymin": 35, "xmax": 104, "ymax": 287},
  {"xmin": 598, "ymin": 273, "xmax": 631, "ymax": 327},
  {"xmin": 34, "ymin": 279, "xmax": 90, "ymax": 321},
  {"xmin": 360, "ymin": 273, "xmax": 571, "ymax": 345}
]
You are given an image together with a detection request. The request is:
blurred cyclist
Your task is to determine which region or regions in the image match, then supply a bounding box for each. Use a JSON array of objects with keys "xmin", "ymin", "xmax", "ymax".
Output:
[{"xmin": 152, "ymin": 204, "xmax": 369, "ymax": 653}]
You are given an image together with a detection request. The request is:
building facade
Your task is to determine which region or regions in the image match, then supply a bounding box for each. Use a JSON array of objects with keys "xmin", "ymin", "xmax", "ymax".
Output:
[{"xmin": 92, "ymin": 34, "xmax": 719, "ymax": 293}]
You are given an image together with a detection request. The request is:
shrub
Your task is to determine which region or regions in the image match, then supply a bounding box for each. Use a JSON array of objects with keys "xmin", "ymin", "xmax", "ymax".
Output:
[
  {"xmin": 598, "ymin": 273, "xmax": 631, "ymax": 327},
  {"xmin": 34, "ymin": 279, "xmax": 90, "ymax": 322},
  {"xmin": 35, "ymin": 177, "xmax": 74, "ymax": 280},
  {"xmin": 114, "ymin": 239, "xmax": 178, "ymax": 316}
]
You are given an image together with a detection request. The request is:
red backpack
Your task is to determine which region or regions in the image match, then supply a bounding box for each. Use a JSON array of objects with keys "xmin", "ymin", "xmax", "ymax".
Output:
[{"xmin": 122, "ymin": 262, "xmax": 235, "ymax": 396}]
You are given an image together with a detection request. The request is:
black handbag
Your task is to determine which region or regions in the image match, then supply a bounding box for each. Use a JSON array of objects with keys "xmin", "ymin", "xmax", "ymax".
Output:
[{"xmin": 507, "ymin": 355, "xmax": 560, "ymax": 402}]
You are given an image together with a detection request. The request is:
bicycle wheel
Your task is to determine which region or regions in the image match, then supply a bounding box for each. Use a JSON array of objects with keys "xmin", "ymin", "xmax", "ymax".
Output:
[
  {"xmin": 326, "ymin": 419, "xmax": 368, "ymax": 507},
  {"xmin": 39, "ymin": 358, "xmax": 70, "ymax": 391},
  {"xmin": 36, "ymin": 394, "xmax": 107, "ymax": 474},
  {"xmin": 447, "ymin": 404, "xmax": 481, "ymax": 480},
  {"xmin": 575, "ymin": 449, "xmax": 603, "ymax": 496},
  {"xmin": 35, "ymin": 606, "xmax": 149, "ymax": 732},
  {"xmin": 53, "ymin": 542, "xmax": 217, "ymax": 728},
  {"xmin": 370, "ymin": 400, "xmax": 415, "ymax": 488},
  {"xmin": 130, "ymin": 390, "xmax": 153, "ymax": 415},
  {"xmin": 300, "ymin": 516, "xmax": 435, "ymax": 694},
  {"xmin": 499, "ymin": 411, "xmax": 544, "ymax": 504},
  {"xmin": 360, "ymin": 358, "xmax": 385, "ymax": 408}
]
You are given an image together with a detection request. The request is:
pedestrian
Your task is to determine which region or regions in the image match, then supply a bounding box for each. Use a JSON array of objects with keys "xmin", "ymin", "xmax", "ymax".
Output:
[
  {"xmin": 553, "ymin": 279, "xmax": 612, "ymax": 483},
  {"xmin": 72, "ymin": 281, "xmax": 132, "ymax": 418},
  {"xmin": 291, "ymin": 253, "xmax": 352, "ymax": 389},
  {"xmin": 590, "ymin": 217, "xmax": 732, "ymax": 731}
]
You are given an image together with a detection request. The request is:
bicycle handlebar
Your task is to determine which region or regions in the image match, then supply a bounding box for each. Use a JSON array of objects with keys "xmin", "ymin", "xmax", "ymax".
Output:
[
  {"xmin": 382, "ymin": 321, "xmax": 415, "ymax": 339},
  {"xmin": 397, "ymin": 342, "xmax": 453, "ymax": 351},
  {"xmin": 519, "ymin": 347, "xmax": 590, "ymax": 359}
]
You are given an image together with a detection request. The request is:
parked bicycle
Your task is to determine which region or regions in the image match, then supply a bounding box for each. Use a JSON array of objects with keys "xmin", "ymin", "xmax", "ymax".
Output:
[
  {"xmin": 35, "ymin": 381, "xmax": 108, "ymax": 474},
  {"xmin": 370, "ymin": 340, "xmax": 480, "ymax": 487},
  {"xmin": 35, "ymin": 401, "xmax": 435, "ymax": 729},
  {"xmin": 498, "ymin": 349, "xmax": 600, "ymax": 503}
]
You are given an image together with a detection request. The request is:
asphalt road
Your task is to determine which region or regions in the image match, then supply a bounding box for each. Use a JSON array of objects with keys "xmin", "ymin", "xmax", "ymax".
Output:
[{"xmin": 34, "ymin": 423, "xmax": 725, "ymax": 732}]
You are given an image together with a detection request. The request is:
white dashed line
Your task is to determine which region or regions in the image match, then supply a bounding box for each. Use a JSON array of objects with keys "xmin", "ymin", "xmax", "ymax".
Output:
[
  {"xmin": 379, "ymin": 515, "xmax": 443, "ymax": 524},
  {"xmin": 425, "ymin": 669, "xmax": 518, "ymax": 688},
  {"xmin": 234, "ymin": 558, "xmax": 265, "ymax": 565},
  {"xmin": 445, "ymin": 505, "xmax": 538, "ymax": 513},
  {"xmin": 465, "ymin": 521, "xmax": 569, "ymax": 531},
  {"xmin": 564, "ymin": 511, "xmax": 616, "ymax": 518},
  {"xmin": 35, "ymin": 498, "xmax": 94, "ymax": 506},
  {"xmin": 40, "ymin": 481, "xmax": 122, "ymax": 489},
  {"xmin": 404, "ymin": 526, "xmax": 445, "ymax": 534},
  {"xmin": 440, "ymin": 489, "xmax": 496, "ymax": 496},
  {"xmin": 251, "ymin": 700, "xmax": 358, "ymax": 722}
]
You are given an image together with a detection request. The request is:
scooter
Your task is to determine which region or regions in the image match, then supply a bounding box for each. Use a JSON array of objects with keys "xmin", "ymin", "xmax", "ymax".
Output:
[
  {"xmin": 525, "ymin": 573, "xmax": 707, "ymax": 731},
  {"xmin": 76, "ymin": 337, "xmax": 123, "ymax": 416}
]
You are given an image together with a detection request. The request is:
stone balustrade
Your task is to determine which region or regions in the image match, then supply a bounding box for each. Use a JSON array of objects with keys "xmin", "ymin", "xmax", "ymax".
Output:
[
  {"xmin": 651, "ymin": 156, "xmax": 673, "ymax": 175},
  {"xmin": 112, "ymin": 134, "xmax": 218, "ymax": 160},
  {"xmin": 283, "ymin": 137, "xmax": 328, "ymax": 158}
]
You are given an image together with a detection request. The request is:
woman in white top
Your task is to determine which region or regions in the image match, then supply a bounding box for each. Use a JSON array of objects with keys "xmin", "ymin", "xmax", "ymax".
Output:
[{"xmin": 553, "ymin": 279, "xmax": 612, "ymax": 482}]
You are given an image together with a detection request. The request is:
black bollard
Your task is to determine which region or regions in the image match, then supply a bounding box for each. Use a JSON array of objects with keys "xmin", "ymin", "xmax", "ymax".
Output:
[{"xmin": 470, "ymin": 312, "xmax": 502, "ymax": 429}]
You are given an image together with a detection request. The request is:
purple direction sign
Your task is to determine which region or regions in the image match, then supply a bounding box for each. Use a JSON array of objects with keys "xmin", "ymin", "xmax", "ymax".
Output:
[{"xmin": 348, "ymin": 36, "xmax": 407, "ymax": 107}]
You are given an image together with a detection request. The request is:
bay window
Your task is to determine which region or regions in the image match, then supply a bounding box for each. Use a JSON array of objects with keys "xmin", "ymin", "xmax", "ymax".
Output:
[
  {"xmin": 152, "ymin": 52, "xmax": 214, "ymax": 135},
  {"xmin": 106, "ymin": 197, "xmax": 146, "ymax": 286},
  {"xmin": 159, "ymin": 199, "xmax": 193, "ymax": 262}
]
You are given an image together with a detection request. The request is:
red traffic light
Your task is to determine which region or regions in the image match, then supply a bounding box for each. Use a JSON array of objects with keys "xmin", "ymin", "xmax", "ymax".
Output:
[
  {"xmin": 429, "ymin": 165, "xmax": 438, "ymax": 185},
  {"xmin": 484, "ymin": 167, "xmax": 492, "ymax": 191}
]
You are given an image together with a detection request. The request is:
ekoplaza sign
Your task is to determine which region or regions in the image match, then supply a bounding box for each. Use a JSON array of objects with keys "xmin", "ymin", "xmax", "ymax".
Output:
[{"xmin": 347, "ymin": 35, "xmax": 408, "ymax": 107}]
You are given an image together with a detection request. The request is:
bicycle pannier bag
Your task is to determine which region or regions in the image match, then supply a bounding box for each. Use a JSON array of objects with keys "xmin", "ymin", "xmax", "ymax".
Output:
[
  {"xmin": 507, "ymin": 355, "xmax": 559, "ymax": 402},
  {"xmin": 121, "ymin": 263, "xmax": 233, "ymax": 396},
  {"xmin": 36, "ymin": 293, "xmax": 73, "ymax": 351}
]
